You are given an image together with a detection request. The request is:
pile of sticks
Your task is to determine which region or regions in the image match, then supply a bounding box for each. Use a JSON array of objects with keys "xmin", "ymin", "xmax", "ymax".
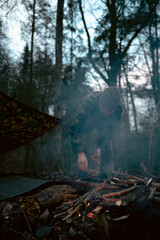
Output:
[
  {"xmin": 52, "ymin": 170, "xmax": 160, "ymax": 222},
  {"xmin": 1, "ymin": 166, "xmax": 160, "ymax": 240}
]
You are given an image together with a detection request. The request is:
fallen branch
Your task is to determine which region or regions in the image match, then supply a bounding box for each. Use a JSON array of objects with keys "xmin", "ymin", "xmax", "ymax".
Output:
[
  {"xmin": 140, "ymin": 162, "xmax": 159, "ymax": 180},
  {"xmin": 112, "ymin": 177, "xmax": 137, "ymax": 185},
  {"xmin": 103, "ymin": 183, "xmax": 137, "ymax": 198}
]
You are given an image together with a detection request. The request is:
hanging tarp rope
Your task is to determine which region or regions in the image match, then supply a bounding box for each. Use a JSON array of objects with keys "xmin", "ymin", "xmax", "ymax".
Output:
[{"xmin": 0, "ymin": 92, "xmax": 61, "ymax": 155}]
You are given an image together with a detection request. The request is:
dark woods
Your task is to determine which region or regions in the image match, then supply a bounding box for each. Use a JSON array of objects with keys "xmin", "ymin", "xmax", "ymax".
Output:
[{"xmin": 0, "ymin": 0, "xmax": 160, "ymax": 176}]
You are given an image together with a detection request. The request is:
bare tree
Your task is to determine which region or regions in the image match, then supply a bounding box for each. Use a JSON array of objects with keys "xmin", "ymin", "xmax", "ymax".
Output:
[
  {"xmin": 28, "ymin": 0, "xmax": 36, "ymax": 106},
  {"xmin": 78, "ymin": 0, "xmax": 158, "ymax": 87},
  {"xmin": 53, "ymin": 0, "xmax": 65, "ymax": 171},
  {"xmin": 123, "ymin": 63, "xmax": 138, "ymax": 133}
]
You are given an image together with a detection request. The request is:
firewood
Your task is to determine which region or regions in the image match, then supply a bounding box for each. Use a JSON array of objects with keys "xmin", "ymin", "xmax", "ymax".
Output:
[
  {"xmin": 29, "ymin": 184, "xmax": 79, "ymax": 209},
  {"xmin": 62, "ymin": 179, "xmax": 107, "ymax": 221},
  {"xmin": 112, "ymin": 171, "xmax": 144, "ymax": 183},
  {"xmin": 112, "ymin": 177, "xmax": 137, "ymax": 185},
  {"xmin": 17, "ymin": 185, "xmax": 79, "ymax": 223},
  {"xmin": 126, "ymin": 174, "xmax": 144, "ymax": 183},
  {"xmin": 102, "ymin": 183, "xmax": 137, "ymax": 199},
  {"xmin": 74, "ymin": 180, "xmax": 118, "ymax": 190},
  {"xmin": 148, "ymin": 187, "xmax": 156, "ymax": 200},
  {"xmin": 140, "ymin": 162, "xmax": 160, "ymax": 180}
]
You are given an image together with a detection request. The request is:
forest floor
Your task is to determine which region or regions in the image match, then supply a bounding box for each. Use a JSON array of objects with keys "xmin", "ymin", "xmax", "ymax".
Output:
[{"xmin": 0, "ymin": 169, "xmax": 160, "ymax": 240}]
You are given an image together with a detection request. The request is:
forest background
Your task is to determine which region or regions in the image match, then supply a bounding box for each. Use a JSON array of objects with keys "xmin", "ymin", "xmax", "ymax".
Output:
[{"xmin": 0, "ymin": 0, "xmax": 160, "ymax": 176}]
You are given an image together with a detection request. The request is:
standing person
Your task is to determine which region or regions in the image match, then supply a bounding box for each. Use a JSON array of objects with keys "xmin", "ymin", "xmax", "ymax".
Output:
[{"xmin": 70, "ymin": 87, "xmax": 124, "ymax": 177}]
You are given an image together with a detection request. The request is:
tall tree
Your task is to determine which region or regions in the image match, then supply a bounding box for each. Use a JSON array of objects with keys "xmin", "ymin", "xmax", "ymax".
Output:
[
  {"xmin": 147, "ymin": 1, "xmax": 160, "ymax": 173},
  {"xmin": 28, "ymin": 0, "xmax": 36, "ymax": 106},
  {"xmin": 79, "ymin": 0, "xmax": 158, "ymax": 87},
  {"xmin": 148, "ymin": 2, "xmax": 160, "ymax": 112},
  {"xmin": 53, "ymin": 0, "xmax": 65, "ymax": 171},
  {"xmin": 0, "ymin": 20, "xmax": 12, "ymax": 94}
]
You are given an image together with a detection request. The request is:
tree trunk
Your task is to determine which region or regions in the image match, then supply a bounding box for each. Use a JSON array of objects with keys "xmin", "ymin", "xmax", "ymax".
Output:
[
  {"xmin": 53, "ymin": 0, "xmax": 65, "ymax": 171},
  {"xmin": 25, "ymin": 0, "xmax": 36, "ymax": 172},
  {"xmin": 147, "ymin": 6, "xmax": 160, "ymax": 173},
  {"xmin": 29, "ymin": 0, "xmax": 36, "ymax": 106},
  {"xmin": 123, "ymin": 64, "xmax": 138, "ymax": 133},
  {"xmin": 107, "ymin": 0, "xmax": 120, "ymax": 86}
]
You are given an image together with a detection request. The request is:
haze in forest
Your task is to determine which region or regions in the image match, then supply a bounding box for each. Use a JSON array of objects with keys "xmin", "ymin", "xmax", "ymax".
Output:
[{"xmin": 0, "ymin": 0, "xmax": 160, "ymax": 177}]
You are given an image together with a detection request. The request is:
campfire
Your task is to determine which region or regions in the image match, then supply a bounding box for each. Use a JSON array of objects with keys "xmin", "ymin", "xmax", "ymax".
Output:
[{"xmin": 0, "ymin": 163, "xmax": 160, "ymax": 240}]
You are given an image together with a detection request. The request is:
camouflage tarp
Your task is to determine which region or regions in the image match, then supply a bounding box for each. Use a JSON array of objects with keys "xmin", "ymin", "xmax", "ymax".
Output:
[{"xmin": 0, "ymin": 92, "xmax": 61, "ymax": 155}]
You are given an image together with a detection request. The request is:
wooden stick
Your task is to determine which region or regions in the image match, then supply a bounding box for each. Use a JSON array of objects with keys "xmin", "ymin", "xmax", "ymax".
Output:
[
  {"xmin": 20, "ymin": 207, "xmax": 32, "ymax": 232},
  {"xmin": 103, "ymin": 183, "xmax": 137, "ymax": 198},
  {"xmin": 148, "ymin": 187, "xmax": 156, "ymax": 200},
  {"xmin": 8, "ymin": 228, "xmax": 27, "ymax": 239},
  {"xmin": 75, "ymin": 180, "xmax": 118, "ymax": 190},
  {"xmin": 63, "ymin": 179, "xmax": 107, "ymax": 220},
  {"xmin": 112, "ymin": 177, "xmax": 137, "ymax": 185},
  {"xmin": 126, "ymin": 174, "xmax": 144, "ymax": 183},
  {"xmin": 140, "ymin": 162, "xmax": 159, "ymax": 179}
]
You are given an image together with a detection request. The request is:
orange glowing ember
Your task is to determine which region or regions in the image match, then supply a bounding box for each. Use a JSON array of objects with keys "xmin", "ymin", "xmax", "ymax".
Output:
[{"xmin": 87, "ymin": 212, "xmax": 94, "ymax": 218}]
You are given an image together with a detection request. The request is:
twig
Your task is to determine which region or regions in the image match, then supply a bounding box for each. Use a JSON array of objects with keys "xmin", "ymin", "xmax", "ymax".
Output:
[
  {"xmin": 112, "ymin": 177, "xmax": 137, "ymax": 185},
  {"xmin": 126, "ymin": 174, "xmax": 144, "ymax": 183},
  {"xmin": 63, "ymin": 204, "xmax": 83, "ymax": 220},
  {"xmin": 148, "ymin": 187, "xmax": 156, "ymax": 200},
  {"xmin": 55, "ymin": 199, "xmax": 77, "ymax": 210},
  {"xmin": 140, "ymin": 162, "xmax": 159, "ymax": 179},
  {"xmin": 54, "ymin": 211, "xmax": 68, "ymax": 219},
  {"xmin": 20, "ymin": 207, "xmax": 32, "ymax": 233},
  {"xmin": 84, "ymin": 179, "xmax": 107, "ymax": 204},
  {"xmin": 62, "ymin": 179, "xmax": 107, "ymax": 220},
  {"xmin": 112, "ymin": 171, "xmax": 144, "ymax": 183},
  {"xmin": 8, "ymin": 228, "xmax": 27, "ymax": 239},
  {"xmin": 103, "ymin": 183, "xmax": 137, "ymax": 198},
  {"xmin": 5, "ymin": 0, "xmax": 18, "ymax": 16}
]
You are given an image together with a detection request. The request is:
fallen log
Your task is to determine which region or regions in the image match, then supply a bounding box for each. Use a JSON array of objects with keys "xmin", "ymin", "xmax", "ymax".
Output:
[
  {"xmin": 28, "ymin": 184, "xmax": 79, "ymax": 209},
  {"xmin": 52, "ymin": 176, "xmax": 118, "ymax": 191},
  {"xmin": 2, "ymin": 184, "xmax": 79, "ymax": 224}
]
